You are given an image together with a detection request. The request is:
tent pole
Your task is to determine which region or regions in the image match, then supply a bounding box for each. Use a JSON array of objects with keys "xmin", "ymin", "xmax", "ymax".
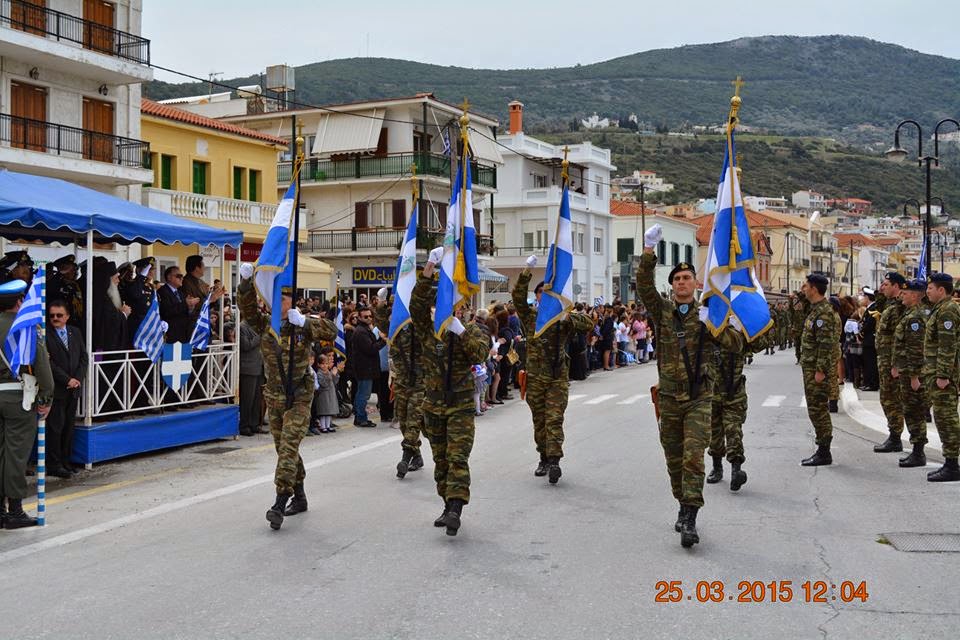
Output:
[{"xmin": 84, "ymin": 230, "xmax": 94, "ymax": 427}]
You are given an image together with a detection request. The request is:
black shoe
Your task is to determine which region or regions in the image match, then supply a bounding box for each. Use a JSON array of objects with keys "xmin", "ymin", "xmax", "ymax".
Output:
[
  {"xmin": 534, "ymin": 458, "xmax": 548, "ymax": 477},
  {"xmin": 874, "ymin": 435, "xmax": 903, "ymax": 453},
  {"xmin": 266, "ymin": 493, "xmax": 291, "ymax": 530},
  {"xmin": 445, "ymin": 499, "xmax": 464, "ymax": 536},
  {"xmin": 706, "ymin": 456, "xmax": 723, "ymax": 484},
  {"xmin": 490, "ymin": 399, "xmax": 504, "ymax": 405},
  {"xmin": 397, "ymin": 450, "xmax": 414, "ymax": 479},
  {"xmin": 828, "ymin": 399, "xmax": 839, "ymax": 413},
  {"xmin": 801, "ymin": 445, "xmax": 832, "ymax": 466},
  {"xmin": 927, "ymin": 458, "xmax": 960, "ymax": 482},
  {"xmin": 547, "ymin": 459, "xmax": 562, "ymax": 484},
  {"xmin": 730, "ymin": 463, "xmax": 747, "ymax": 491},
  {"xmin": 408, "ymin": 453, "xmax": 424, "ymax": 472},
  {"xmin": 925, "ymin": 410, "xmax": 933, "ymax": 423},
  {"xmin": 47, "ymin": 467, "xmax": 73, "ymax": 479},
  {"xmin": 283, "ymin": 484, "xmax": 308, "ymax": 516},
  {"xmin": 674, "ymin": 505, "xmax": 686, "ymax": 533},
  {"xmin": 239, "ymin": 428, "xmax": 253, "ymax": 437},
  {"xmin": 898, "ymin": 444, "xmax": 927, "ymax": 468},
  {"xmin": 680, "ymin": 505, "xmax": 700, "ymax": 548},
  {"xmin": 355, "ymin": 420, "xmax": 376, "ymax": 428},
  {"xmin": 434, "ymin": 501, "xmax": 449, "ymax": 527},
  {"xmin": 3, "ymin": 499, "xmax": 37, "ymax": 529}
]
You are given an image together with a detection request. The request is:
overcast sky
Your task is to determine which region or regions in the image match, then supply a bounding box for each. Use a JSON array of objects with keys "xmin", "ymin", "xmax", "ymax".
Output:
[{"xmin": 144, "ymin": 0, "xmax": 960, "ymax": 83}]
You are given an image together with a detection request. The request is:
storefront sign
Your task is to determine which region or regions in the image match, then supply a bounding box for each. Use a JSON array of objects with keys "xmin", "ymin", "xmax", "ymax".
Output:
[
  {"xmin": 352, "ymin": 265, "xmax": 395, "ymax": 285},
  {"xmin": 224, "ymin": 243, "xmax": 263, "ymax": 262}
]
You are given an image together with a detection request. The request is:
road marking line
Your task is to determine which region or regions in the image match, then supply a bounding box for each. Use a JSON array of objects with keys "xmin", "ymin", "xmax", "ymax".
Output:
[
  {"xmin": 762, "ymin": 395, "xmax": 786, "ymax": 407},
  {"xmin": 0, "ymin": 435, "xmax": 401, "ymax": 566},
  {"xmin": 800, "ymin": 397, "xmax": 807, "ymax": 408},
  {"xmin": 584, "ymin": 394, "xmax": 618, "ymax": 405},
  {"xmin": 21, "ymin": 467, "xmax": 187, "ymax": 512},
  {"xmin": 568, "ymin": 394, "xmax": 586, "ymax": 402},
  {"xmin": 617, "ymin": 394, "xmax": 649, "ymax": 405}
]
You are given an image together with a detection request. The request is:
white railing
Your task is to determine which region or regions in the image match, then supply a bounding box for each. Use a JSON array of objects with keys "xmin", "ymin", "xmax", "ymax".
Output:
[{"xmin": 142, "ymin": 187, "xmax": 278, "ymax": 226}]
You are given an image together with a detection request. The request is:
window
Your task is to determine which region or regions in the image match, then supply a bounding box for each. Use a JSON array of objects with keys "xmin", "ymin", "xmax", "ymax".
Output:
[
  {"xmin": 658, "ymin": 240, "xmax": 667, "ymax": 265},
  {"xmin": 533, "ymin": 174, "xmax": 547, "ymax": 188},
  {"xmin": 522, "ymin": 229, "xmax": 548, "ymax": 251},
  {"xmin": 192, "ymin": 160, "xmax": 209, "ymax": 195},
  {"xmin": 83, "ymin": 0, "xmax": 115, "ymax": 55},
  {"xmin": 249, "ymin": 169, "xmax": 260, "ymax": 202},
  {"xmin": 616, "ymin": 238, "xmax": 634, "ymax": 263},
  {"xmin": 367, "ymin": 201, "xmax": 391, "ymax": 227},
  {"xmin": 595, "ymin": 182, "xmax": 602, "ymax": 198},
  {"xmin": 670, "ymin": 242, "xmax": 680, "ymax": 266},
  {"xmin": 82, "ymin": 96, "xmax": 114, "ymax": 162},
  {"xmin": 571, "ymin": 223, "xmax": 585, "ymax": 254},
  {"xmin": 233, "ymin": 166, "xmax": 245, "ymax": 200},
  {"xmin": 593, "ymin": 227, "xmax": 604, "ymax": 255},
  {"xmin": 160, "ymin": 154, "xmax": 174, "ymax": 190},
  {"xmin": 684, "ymin": 244, "xmax": 693, "ymax": 264}
]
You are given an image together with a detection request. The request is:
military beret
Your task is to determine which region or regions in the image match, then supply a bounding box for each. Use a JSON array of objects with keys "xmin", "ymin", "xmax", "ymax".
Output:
[
  {"xmin": 51, "ymin": 254, "xmax": 77, "ymax": 269},
  {"xmin": 828, "ymin": 296, "xmax": 841, "ymax": 311},
  {"xmin": 885, "ymin": 272, "xmax": 907, "ymax": 287},
  {"xmin": 905, "ymin": 279, "xmax": 926, "ymax": 292},
  {"xmin": 806, "ymin": 273, "xmax": 828, "ymax": 287},
  {"xmin": 930, "ymin": 272, "xmax": 954, "ymax": 285},
  {"xmin": 118, "ymin": 261, "xmax": 133, "ymax": 274},
  {"xmin": 0, "ymin": 250, "xmax": 33, "ymax": 271},
  {"xmin": 668, "ymin": 261, "xmax": 696, "ymax": 282}
]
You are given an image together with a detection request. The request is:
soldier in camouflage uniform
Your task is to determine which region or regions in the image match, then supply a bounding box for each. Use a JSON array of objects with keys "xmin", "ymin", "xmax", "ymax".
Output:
[
  {"xmin": 827, "ymin": 297, "xmax": 842, "ymax": 414},
  {"xmin": 512, "ymin": 256, "xmax": 595, "ymax": 484},
  {"xmin": 764, "ymin": 304, "xmax": 776, "ymax": 355},
  {"xmin": 923, "ymin": 272, "xmax": 960, "ymax": 482},
  {"xmin": 638, "ymin": 225, "xmax": 745, "ymax": 548},
  {"xmin": 409, "ymin": 249, "xmax": 491, "ymax": 535},
  {"xmin": 237, "ymin": 263, "xmax": 338, "ymax": 529},
  {"xmin": 799, "ymin": 274, "xmax": 838, "ymax": 466},
  {"xmin": 890, "ymin": 278, "xmax": 929, "ymax": 468},
  {"xmin": 873, "ymin": 272, "xmax": 907, "ymax": 453},
  {"xmin": 373, "ymin": 290, "xmax": 425, "ymax": 479},
  {"xmin": 778, "ymin": 303, "xmax": 790, "ymax": 351},
  {"xmin": 790, "ymin": 293, "xmax": 809, "ymax": 363}
]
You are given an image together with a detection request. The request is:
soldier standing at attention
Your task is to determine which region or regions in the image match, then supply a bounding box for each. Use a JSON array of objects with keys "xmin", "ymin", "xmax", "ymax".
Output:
[
  {"xmin": 638, "ymin": 225, "xmax": 744, "ymax": 549},
  {"xmin": 923, "ymin": 272, "xmax": 960, "ymax": 482},
  {"xmin": 890, "ymin": 278, "xmax": 929, "ymax": 468},
  {"xmin": 237, "ymin": 263, "xmax": 338, "ymax": 529},
  {"xmin": 512, "ymin": 254, "xmax": 594, "ymax": 484},
  {"xmin": 799, "ymin": 274, "xmax": 838, "ymax": 466},
  {"xmin": 873, "ymin": 273, "xmax": 907, "ymax": 453},
  {"xmin": 409, "ymin": 248, "xmax": 490, "ymax": 536},
  {"xmin": 790, "ymin": 292, "xmax": 809, "ymax": 364}
]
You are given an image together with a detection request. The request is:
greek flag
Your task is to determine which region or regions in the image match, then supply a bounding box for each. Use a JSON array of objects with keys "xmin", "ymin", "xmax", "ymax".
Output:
[
  {"xmin": 700, "ymin": 127, "xmax": 772, "ymax": 341},
  {"xmin": 254, "ymin": 181, "xmax": 298, "ymax": 337},
  {"xmin": 535, "ymin": 183, "xmax": 574, "ymax": 336},
  {"xmin": 133, "ymin": 292, "xmax": 164, "ymax": 362},
  {"xmin": 917, "ymin": 237, "xmax": 928, "ymax": 280},
  {"xmin": 434, "ymin": 160, "xmax": 479, "ymax": 336},
  {"xmin": 189, "ymin": 293, "xmax": 212, "ymax": 350},
  {"xmin": 3, "ymin": 265, "xmax": 44, "ymax": 378},
  {"xmin": 334, "ymin": 301, "xmax": 346, "ymax": 358},
  {"xmin": 388, "ymin": 200, "xmax": 418, "ymax": 341}
]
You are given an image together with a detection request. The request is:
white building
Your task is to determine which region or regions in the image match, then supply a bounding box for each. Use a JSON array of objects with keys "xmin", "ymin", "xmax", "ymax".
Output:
[
  {"xmin": 489, "ymin": 102, "xmax": 615, "ymax": 304},
  {"xmin": 0, "ymin": 0, "xmax": 153, "ymax": 260},
  {"xmin": 744, "ymin": 195, "xmax": 788, "ymax": 211},
  {"xmin": 581, "ymin": 112, "xmax": 616, "ymax": 130},
  {"xmin": 611, "ymin": 169, "xmax": 674, "ymax": 196},
  {"xmin": 792, "ymin": 190, "xmax": 826, "ymax": 210}
]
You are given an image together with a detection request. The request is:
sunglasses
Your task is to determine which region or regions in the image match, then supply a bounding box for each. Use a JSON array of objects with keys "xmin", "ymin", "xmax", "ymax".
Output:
[
  {"xmin": 49, "ymin": 313, "xmax": 66, "ymax": 318},
  {"xmin": 172, "ymin": 274, "xmax": 183, "ymax": 279}
]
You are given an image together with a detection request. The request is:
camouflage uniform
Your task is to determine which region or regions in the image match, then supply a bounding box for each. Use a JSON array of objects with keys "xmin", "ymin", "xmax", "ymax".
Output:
[
  {"xmin": 238, "ymin": 279, "xmax": 337, "ymax": 494},
  {"xmin": 637, "ymin": 253, "xmax": 744, "ymax": 508},
  {"xmin": 409, "ymin": 275, "xmax": 491, "ymax": 505},
  {"xmin": 923, "ymin": 297, "xmax": 960, "ymax": 459},
  {"xmin": 828, "ymin": 311, "xmax": 842, "ymax": 403},
  {"xmin": 512, "ymin": 270, "xmax": 595, "ymax": 461},
  {"xmin": 791, "ymin": 297, "xmax": 810, "ymax": 362},
  {"xmin": 893, "ymin": 305, "xmax": 928, "ymax": 446},
  {"xmin": 374, "ymin": 303, "xmax": 423, "ymax": 456},
  {"xmin": 876, "ymin": 295, "xmax": 906, "ymax": 437},
  {"xmin": 800, "ymin": 299, "xmax": 838, "ymax": 446},
  {"xmin": 778, "ymin": 306, "xmax": 790, "ymax": 350},
  {"xmin": 708, "ymin": 336, "xmax": 767, "ymax": 465}
]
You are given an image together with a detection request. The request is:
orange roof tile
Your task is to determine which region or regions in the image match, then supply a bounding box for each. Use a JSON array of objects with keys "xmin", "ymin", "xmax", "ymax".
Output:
[{"xmin": 141, "ymin": 99, "xmax": 288, "ymax": 146}]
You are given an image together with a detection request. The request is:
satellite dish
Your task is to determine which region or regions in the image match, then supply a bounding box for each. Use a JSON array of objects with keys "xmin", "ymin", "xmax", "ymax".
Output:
[{"xmin": 573, "ymin": 284, "xmax": 583, "ymax": 295}]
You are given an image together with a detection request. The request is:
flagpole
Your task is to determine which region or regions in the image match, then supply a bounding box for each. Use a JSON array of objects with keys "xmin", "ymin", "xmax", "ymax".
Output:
[
  {"xmin": 37, "ymin": 266, "xmax": 46, "ymax": 527},
  {"xmin": 286, "ymin": 117, "xmax": 304, "ymax": 409},
  {"xmin": 726, "ymin": 77, "xmax": 745, "ymax": 269}
]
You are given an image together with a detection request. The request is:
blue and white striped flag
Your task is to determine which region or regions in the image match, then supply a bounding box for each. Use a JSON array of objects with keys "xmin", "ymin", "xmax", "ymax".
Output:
[
  {"xmin": 254, "ymin": 181, "xmax": 298, "ymax": 337},
  {"xmin": 334, "ymin": 301, "xmax": 346, "ymax": 358},
  {"xmin": 700, "ymin": 126, "xmax": 772, "ymax": 341},
  {"xmin": 3, "ymin": 265, "xmax": 44, "ymax": 378},
  {"xmin": 535, "ymin": 183, "xmax": 574, "ymax": 337},
  {"xmin": 190, "ymin": 293, "xmax": 212, "ymax": 350},
  {"xmin": 388, "ymin": 199, "xmax": 418, "ymax": 341},
  {"xmin": 917, "ymin": 237, "xmax": 928, "ymax": 280},
  {"xmin": 133, "ymin": 292, "xmax": 165, "ymax": 362},
  {"xmin": 434, "ymin": 160, "xmax": 479, "ymax": 336}
]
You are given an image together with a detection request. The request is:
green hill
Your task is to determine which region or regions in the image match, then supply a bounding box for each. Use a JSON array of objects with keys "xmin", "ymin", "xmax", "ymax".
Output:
[{"xmin": 146, "ymin": 35, "xmax": 960, "ymax": 146}]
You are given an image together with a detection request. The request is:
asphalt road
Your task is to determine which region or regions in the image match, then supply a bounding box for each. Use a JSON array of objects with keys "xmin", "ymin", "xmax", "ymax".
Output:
[{"xmin": 2, "ymin": 350, "xmax": 959, "ymax": 639}]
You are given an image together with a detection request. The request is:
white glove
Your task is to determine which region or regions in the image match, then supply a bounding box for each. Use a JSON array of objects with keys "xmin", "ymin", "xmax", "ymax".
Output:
[
  {"xmin": 644, "ymin": 224, "xmax": 663, "ymax": 249},
  {"xmin": 428, "ymin": 246, "xmax": 445, "ymax": 265},
  {"xmin": 448, "ymin": 317, "xmax": 466, "ymax": 336},
  {"xmin": 377, "ymin": 287, "xmax": 389, "ymax": 300},
  {"xmin": 239, "ymin": 263, "xmax": 254, "ymax": 279},
  {"xmin": 526, "ymin": 254, "xmax": 538, "ymax": 268},
  {"xmin": 372, "ymin": 327, "xmax": 381, "ymax": 339},
  {"xmin": 287, "ymin": 308, "xmax": 306, "ymax": 327},
  {"xmin": 159, "ymin": 321, "xmax": 169, "ymax": 334}
]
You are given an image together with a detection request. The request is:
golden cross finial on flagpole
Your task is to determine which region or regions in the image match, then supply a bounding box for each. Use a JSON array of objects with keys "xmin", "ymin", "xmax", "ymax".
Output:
[
  {"xmin": 410, "ymin": 163, "xmax": 419, "ymax": 201},
  {"xmin": 460, "ymin": 98, "xmax": 471, "ymax": 114},
  {"xmin": 561, "ymin": 146, "xmax": 570, "ymax": 182},
  {"xmin": 732, "ymin": 76, "xmax": 745, "ymax": 98}
]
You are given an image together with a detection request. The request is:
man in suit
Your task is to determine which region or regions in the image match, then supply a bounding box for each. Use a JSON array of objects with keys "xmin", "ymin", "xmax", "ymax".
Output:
[
  {"xmin": 45, "ymin": 300, "xmax": 88, "ymax": 478},
  {"xmin": 157, "ymin": 265, "xmax": 200, "ymax": 344},
  {"xmin": 239, "ymin": 319, "xmax": 265, "ymax": 436}
]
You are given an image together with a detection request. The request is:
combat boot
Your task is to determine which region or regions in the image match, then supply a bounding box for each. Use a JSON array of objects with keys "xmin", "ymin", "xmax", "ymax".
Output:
[
  {"xmin": 408, "ymin": 452, "xmax": 424, "ymax": 472},
  {"xmin": 444, "ymin": 498, "xmax": 464, "ymax": 536},
  {"xmin": 534, "ymin": 456, "xmax": 548, "ymax": 477},
  {"xmin": 546, "ymin": 457, "xmax": 562, "ymax": 484},
  {"xmin": 898, "ymin": 444, "xmax": 926, "ymax": 468},
  {"xmin": 706, "ymin": 456, "xmax": 723, "ymax": 484},
  {"xmin": 433, "ymin": 501, "xmax": 449, "ymax": 527},
  {"xmin": 3, "ymin": 499, "xmax": 37, "ymax": 529},
  {"xmin": 0, "ymin": 495, "xmax": 5, "ymax": 529},
  {"xmin": 680, "ymin": 505, "xmax": 700, "ymax": 548},
  {"xmin": 927, "ymin": 458, "xmax": 960, "ymax": 482},
  {"xmin": 801, "ymin": 445, "xmax": 832, "ymax": 466},
  {"xmin": 396, "ymin": 450, "xmax": 415, "ymax": 479},
  {"xmin": 283, "ymin": 484, "xmax": 308, "ymax": 516},
  {"xmin": 874, "ymin": 435, "xmax": 903, "ymax": 453},
  {"xmin": 266, "ymin": 493, "xmax": 291, "ymax": 530},
  {"xmin": 729, "ymin": 463, "xmax": 747, "ymax": 491},
  {"xmin": 674, "ymin": 504, "xmax": 687, "ymax": 532},
  {"xmin": 828, "ymin": 399, "xmax": 839, "ymax": 413}
]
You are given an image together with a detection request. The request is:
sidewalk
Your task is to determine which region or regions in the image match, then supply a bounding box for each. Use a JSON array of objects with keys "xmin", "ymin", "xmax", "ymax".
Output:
[{"xmin": 840, "ymin": 383, "xmax": 945, "ymax": 458}]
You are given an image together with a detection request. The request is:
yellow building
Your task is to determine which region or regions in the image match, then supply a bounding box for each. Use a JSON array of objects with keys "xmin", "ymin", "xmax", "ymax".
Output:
[{"xmin": 139, "ymin": 98, "xmax": 330, "ymax": 294}]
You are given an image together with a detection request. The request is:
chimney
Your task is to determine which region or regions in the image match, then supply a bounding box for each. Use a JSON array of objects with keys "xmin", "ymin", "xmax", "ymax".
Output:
[{"xmin": 508, "ymin": 100, "xmax": 524, "ymax": 135}]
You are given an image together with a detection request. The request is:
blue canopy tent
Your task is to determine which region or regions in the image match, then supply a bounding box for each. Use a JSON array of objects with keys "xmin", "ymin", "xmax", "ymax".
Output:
[{"xmin": 0, "ymin": 169, "xmax": 243, "ymax": 464}]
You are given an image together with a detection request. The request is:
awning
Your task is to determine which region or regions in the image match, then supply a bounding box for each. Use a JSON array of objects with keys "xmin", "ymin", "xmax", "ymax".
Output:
[
  {"xmin": 479, "ymin": 264, "xmax": 508, "ymax": 283},
  {"xmin": 311, "ymin": 109, "xmax": 385, "ymax": 156},
  {"xmin": 467, "ymin": 128, "xmax": 504, "ymax": 165},
  {"xmin": 297, "ymin": 256, "xmax": 333, "ymax": 290},
  {"xmin": 0, "ymin": 169, "xmax": 242, "ymax": 247}
]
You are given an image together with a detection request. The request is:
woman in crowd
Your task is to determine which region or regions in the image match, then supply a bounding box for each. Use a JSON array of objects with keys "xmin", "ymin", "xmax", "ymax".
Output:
[{"xmin": 495, "ymin": 306, "xmax": 515, "ymax": 401}]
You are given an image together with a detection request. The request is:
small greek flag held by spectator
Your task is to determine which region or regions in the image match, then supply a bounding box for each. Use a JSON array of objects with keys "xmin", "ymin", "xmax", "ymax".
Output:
[
  {"xmin": 189, "ymin": 293, "xmax": 212, "ymax": 350},
  {"xmin": 133, "ymin": 293, "xmax": 164, "ymax": 362},
  {"xmin": 334, "ymin": 301, "xmax": 346, "ymax": 358},
  {"xmin": 161, "ymin": 342, "xmax": 193, "ymax": 392},
  {"xmin": 3, "ymin": 265, "xmax": 44, "ymax": 378},
  {"xmin": 917, "ymin": 237, "xmax": 928, "ymax": 280}
]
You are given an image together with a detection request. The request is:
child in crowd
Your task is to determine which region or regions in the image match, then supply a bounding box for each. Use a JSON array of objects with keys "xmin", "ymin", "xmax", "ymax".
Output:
[{"xmin": 315, "ymin": 353, "xmax": 340, "ymax": 433}]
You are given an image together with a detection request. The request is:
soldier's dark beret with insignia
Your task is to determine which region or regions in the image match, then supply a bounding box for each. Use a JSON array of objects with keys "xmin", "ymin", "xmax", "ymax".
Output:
[
  {"xmin": 806, "ymin": 273, "xmax": 828, "ymax": 287},
  {"xmin": 668, "ymin": 262, "xmax": 696, "ymax": 282},
  {"xmin": 930, "ymin": 272, "xmax": 953, "ymax": 285},
  {"xmin": 0, "ymin": 250, "xmax": 33, "ymax": 271},
  {"xmin": 51, "ymin": 254, "xmax": 77, "ymax": 269},
  {"xmin": 885, "ymin": 272, "xmax": 907, "ymax": 287},
  {"xmin": 905, "ymin": 279, "xmax": 926, "ymax": 292}
]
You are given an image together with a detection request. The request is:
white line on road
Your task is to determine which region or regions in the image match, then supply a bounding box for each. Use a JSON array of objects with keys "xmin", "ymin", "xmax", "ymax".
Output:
[
  {"xmin": 800, "ymin": 397, "xmax": 807, "ymax": 408},
  {"xmin": 568, "ymin": 394, "xmax": 586, "ymax": 402},
  {"xmin": 0, "ymin": 435, "xmax": 401, "ymax": 566},
  {"xmin": 762, "ymin": 395, "xmax": 786, "ymax": 407},
  {"xmin": 584, "ymin": 394, "xmax": 618, "ymax": 405},
  {"xmin": 617, "ymin": 394, "xmax": 649, "ymax": 405}
]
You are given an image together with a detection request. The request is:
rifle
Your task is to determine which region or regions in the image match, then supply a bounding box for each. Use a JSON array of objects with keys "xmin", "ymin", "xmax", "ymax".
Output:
[{"xmin": 650, "ymin": 384, "xmax": 661, "ymax": 421}]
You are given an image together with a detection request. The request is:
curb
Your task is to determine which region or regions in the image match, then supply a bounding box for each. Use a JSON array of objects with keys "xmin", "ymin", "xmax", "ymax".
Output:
[{"xmin": 840, "ymin": 384, "xmax": 943, "ymax": 456}]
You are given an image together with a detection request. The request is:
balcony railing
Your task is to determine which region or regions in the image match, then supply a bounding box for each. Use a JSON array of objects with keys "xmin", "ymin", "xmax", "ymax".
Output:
[
  {"xmin": 0, "ymin": 112, "xmax": 149, "ymax": 168},
  {"xmin": 142, "ymin": 188, "xmax": 278, "ymax": 226},
  {"xmin": 494, "ymin": 246, "xmax": 552, "ymax": 258},
  {"xmin": 0, "ymin": 0, "xmax": 151, "ymax": 65},
  {"xmin": 303, "ymin": 226, "xmax": 494, "ymax": 255},
  {"xmin": 278, "ymin": 152, "xmax": 497, "ymax": 189}
]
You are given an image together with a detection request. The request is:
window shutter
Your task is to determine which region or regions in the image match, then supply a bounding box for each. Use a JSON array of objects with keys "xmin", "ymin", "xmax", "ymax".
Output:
[
  {"xmin": 473, "ymin": 208, "xmax": 481, "ymax": 234},
  {"xmin": 391, "ymin": 199, "xmax": 406, "ymax": 228},
  {"xmin": 436, "ymin": 202, "xmax": 447, "ymax": 229},
  {"xmin": 355, "ymin": 201, "xmax": 369, "ymax": 228}
]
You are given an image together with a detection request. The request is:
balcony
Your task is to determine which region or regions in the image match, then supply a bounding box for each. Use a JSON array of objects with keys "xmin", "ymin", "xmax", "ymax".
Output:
[
  {"xmin": 142, "ymin": 188, "xmax": 279, "ymax": 227},
  {"xmin": 303, "ymin": 226, "xmax": 494, "ymax": 256},
  {"xmin": 0, "ymin": 0, "xmax": 152, "ymax": 82},
  {"xmin": 278, "ymin": 152, "xmax": 497, "ymax": 189}
]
